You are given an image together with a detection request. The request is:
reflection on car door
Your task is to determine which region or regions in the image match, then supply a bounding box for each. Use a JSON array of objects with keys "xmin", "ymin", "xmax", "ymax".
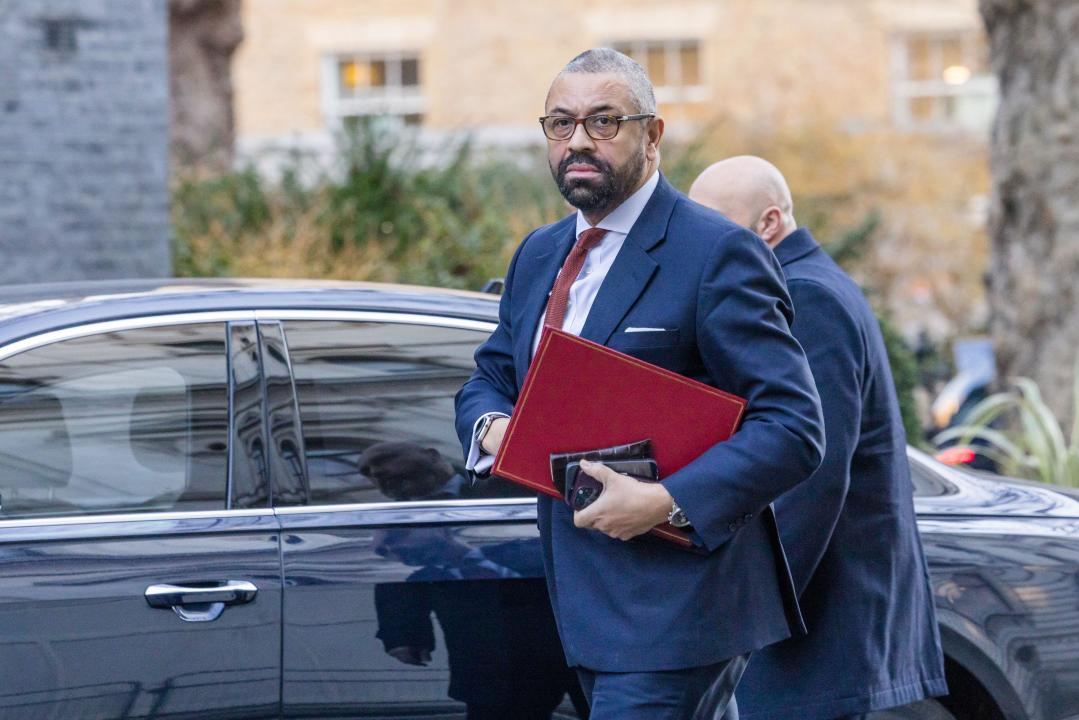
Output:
[
  {"xmin": 0, "ymin": 319, "xmax": 282, "ymax": 719},
  {"xmin": 269, "ymin": 316, "xmax": 586, "ymax": 720}
]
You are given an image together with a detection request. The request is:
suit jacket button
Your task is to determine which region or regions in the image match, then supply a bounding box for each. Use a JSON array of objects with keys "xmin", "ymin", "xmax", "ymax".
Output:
[
  {"xmin": 743, "ymin": 513, "xmax": 753, "ymax": 521},
  {"xmin": 728, "ymin": 522, "xmax": 739, "ymax": 532}
]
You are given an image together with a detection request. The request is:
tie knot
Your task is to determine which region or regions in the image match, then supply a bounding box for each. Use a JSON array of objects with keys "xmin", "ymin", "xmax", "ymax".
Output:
[{"xmin": 575, "ymin": 227, "xmax": 607, "ymax": 252}]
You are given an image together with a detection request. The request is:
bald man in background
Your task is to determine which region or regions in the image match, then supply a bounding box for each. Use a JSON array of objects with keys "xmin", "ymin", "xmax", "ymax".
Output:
[{"xmin": 689, "ymin": 157, "xmax": 947, "ymax": 720}]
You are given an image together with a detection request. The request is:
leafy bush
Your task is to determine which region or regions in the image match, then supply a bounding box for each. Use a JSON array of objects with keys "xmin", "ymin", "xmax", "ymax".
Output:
[
  {"xmin": 172, "ymin": 121, "xmax": 565, "ymax": 289},
  {"xmin": 933, "ymin": 357, "xmax": 1079, "ymax": 486}
]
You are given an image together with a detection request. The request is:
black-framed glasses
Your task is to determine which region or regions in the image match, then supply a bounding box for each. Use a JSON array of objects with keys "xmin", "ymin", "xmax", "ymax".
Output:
[{"xmin": 539, "ymin": 113, "xmax": 655, "ymax": 141}]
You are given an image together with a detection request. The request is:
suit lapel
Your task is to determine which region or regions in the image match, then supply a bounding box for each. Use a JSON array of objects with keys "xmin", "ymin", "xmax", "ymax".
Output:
[
  {"xmin": 514, "ymin": 220, "xmax": 576, "ymax": 383},
  {"xmin": 579, "ymin": 175, "xmax": 676, "ymax": 346}
]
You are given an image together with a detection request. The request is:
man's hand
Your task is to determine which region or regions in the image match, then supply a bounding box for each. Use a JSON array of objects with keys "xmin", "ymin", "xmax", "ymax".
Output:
[
  {"xmin": 573, "ymin": 459, "xmax": 674, "ymax": 541},
  {"xmin": 387, "ymin": 646, "xmax": 432, "ymax": 666},
  {"xmin": 480, "ymin": 416, "xmax": 510, "ymax": 455}
]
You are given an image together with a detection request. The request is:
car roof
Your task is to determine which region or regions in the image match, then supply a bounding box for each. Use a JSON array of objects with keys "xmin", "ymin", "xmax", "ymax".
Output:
[{"xmin": 0, "ymin": 278, "xmax": 501, "ymax": 346}]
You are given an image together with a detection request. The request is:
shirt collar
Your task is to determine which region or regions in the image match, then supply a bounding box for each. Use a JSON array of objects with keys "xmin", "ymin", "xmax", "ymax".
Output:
[{"xmin": 575, "ymin": 169, "xmax": 661, "ymax": 238}]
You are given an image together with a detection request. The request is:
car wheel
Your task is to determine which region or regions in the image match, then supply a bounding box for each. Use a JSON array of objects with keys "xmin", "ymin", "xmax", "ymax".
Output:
[{"xmin": 867, "ymin": 699, "xmax": 958, "ymax": 720}]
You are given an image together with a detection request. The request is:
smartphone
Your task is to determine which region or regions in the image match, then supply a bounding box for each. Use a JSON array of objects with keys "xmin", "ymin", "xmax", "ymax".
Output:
[{"xmin": 565, "ymin": 458, "xmax": 659, "ymax": 511}]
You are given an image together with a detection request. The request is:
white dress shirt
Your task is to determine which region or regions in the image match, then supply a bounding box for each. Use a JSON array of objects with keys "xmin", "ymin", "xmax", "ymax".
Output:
[{"xmin": 468, "ymin": 170, "xmax": 661, "ymax": 474}]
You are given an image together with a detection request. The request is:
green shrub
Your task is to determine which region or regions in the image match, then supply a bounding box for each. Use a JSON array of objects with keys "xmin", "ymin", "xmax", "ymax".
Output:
[
  {"xmin": 172, "ymin": 121, "xmax": 565, "ymax": 288},
  {"xmin": 934, "ymin": 357, "xmax": 1079, "ymax": 486}
]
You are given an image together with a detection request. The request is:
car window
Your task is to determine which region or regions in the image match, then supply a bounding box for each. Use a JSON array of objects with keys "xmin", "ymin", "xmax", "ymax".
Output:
[
  {"xmin": 0, "ymin": 323, "xmax": 229, "ymax": 519},
  {"xmin": 283, "ymin": 320, "xmax": 533, "ymax": 504}
]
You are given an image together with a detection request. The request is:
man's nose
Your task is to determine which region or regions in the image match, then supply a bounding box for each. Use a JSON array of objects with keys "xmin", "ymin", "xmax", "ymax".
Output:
[{"xmin": 567, "ymin": 121, "xmax": 596, "ymax": 153}]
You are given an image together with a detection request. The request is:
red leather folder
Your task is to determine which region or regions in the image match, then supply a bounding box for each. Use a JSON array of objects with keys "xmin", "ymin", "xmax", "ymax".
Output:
[{"xmin": 492, "ymin": 328, "xmax": 747, "ymax": 547}]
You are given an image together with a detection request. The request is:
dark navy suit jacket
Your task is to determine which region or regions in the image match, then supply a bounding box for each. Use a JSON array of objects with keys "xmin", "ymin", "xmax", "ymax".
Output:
[
  {"xmin": 455, "ymin": 175, "xmax": 825, "ymax": 671},
  {"xmin": 737, "ymin": 229, "xmax": 947, "ymax": 719}
]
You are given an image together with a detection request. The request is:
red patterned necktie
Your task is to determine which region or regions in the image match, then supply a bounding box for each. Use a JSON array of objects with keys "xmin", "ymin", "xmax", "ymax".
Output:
[{"xmin": 543, "ymin": 227, "xmax": 607, "ymax": 329}]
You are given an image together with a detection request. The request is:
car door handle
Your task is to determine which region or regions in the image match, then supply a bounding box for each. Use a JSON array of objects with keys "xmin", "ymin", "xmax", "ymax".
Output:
[{"xmin": 145, "ymin": 580, "xmax": 258, "ymax": 623}]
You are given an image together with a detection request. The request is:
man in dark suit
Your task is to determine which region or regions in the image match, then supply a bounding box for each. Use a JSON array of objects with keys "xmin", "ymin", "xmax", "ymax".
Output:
[
  {"xmin": 455, "ymin": 49, "xmax": 825, "ymax": 720},
  {"xmin": 689, "ymin": 156, "xmax": 948, "ymax": 720}
]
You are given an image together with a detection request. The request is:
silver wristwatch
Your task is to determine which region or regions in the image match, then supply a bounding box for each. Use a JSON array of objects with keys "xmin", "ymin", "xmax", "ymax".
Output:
[
  {"xmin": 667, "ymin": 500, "xmax": 692, "ymax": 528},
  {"xmin": 475, "ymin": 413, "xmax": 503, "ymax": 452}
]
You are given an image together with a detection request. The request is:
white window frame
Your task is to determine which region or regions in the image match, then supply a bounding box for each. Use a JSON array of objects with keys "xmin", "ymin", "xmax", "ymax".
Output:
[
  {"xmin": 320, "ymin": 51, "xmax": 425, "ymax": 132},
  {"xmin": 890, "ymin": 30, "xmax": 997, "ymax": 133},
  {"xmin": 609, "ymin": 39, "xmax": 708, "ymax": 104}
]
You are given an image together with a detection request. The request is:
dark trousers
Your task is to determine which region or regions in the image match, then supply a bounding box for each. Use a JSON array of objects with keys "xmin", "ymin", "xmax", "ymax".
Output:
[{"xmin": 576, "ymin": 654, "xmax": 748, "ymax": 720}]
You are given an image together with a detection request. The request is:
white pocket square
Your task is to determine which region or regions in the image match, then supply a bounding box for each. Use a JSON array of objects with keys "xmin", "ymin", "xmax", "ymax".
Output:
[{"xmin": 624, "ymin": 327, "xmax": 667, "ymax": 333}]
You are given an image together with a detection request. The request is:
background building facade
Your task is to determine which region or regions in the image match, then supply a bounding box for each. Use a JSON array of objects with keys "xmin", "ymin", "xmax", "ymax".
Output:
[{"xmin": 234, "ymin": 0, "xmax": 996, "ymax": 153}]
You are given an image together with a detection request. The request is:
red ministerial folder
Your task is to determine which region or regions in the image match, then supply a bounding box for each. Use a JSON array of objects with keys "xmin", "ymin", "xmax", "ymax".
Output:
[{"xmin": 492, "ymin": 328, "xmax": 747, "ymax": 547}]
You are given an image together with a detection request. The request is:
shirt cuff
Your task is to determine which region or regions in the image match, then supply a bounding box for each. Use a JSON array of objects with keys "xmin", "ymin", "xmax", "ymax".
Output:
[{"xmin": 465, "ymin": 412, "xmax": 510, "ymax": 475}]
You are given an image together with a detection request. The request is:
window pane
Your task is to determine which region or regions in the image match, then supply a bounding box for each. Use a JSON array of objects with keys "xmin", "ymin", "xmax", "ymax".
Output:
[
  {"xmin": 941, "ymin": 36, "xmax": 964, "ymax": 77},
  {"xmin": 370, "ymin": 59, "xmax": 387, "ymax": 87},
  {"xmin": 680, "ymin": 42, "xmax": 701, "ymax": 85},
  {"xmin": 646, "ymin": 44, "xmax": 668, "ymax": 86},
  {"xmin": 910, "ymin": 95, "xmax": 937, "ymax": 121},
  {"xmin": 401, "ymin": 57, "xmax": 419, "ymax": 87},
  {"xmin": 0, "ymin": 324, "xmax": 229, "ymax": 519},
  {"xmin": 284, "ymin": 321, "xmax": 534, "ymax": 505},
  {"xmin": 907, "ymin": 36, "xmax": 933, "ymax": 81},
  {"xmin": 339, "ymin": 59, "xmax": 359, "ymax": 95}
]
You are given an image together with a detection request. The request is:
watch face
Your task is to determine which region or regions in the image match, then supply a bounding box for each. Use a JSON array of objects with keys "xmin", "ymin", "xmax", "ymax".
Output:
[
  {"xmin": 477, "ymin": 416, "xmax": 495, "ymax": 443},
  {"xmin": 668, "ymin": 504, "xmax": 691, "ymax": 528}
]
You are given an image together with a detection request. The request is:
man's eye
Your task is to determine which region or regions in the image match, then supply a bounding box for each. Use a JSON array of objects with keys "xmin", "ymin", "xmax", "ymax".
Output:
[
  {"xmin": 552, "ymin": 117, "xmax": 574, "ymax": 129},
  {"xmin": 592, "ymin": 116, "xmax": 615, "ymax": 127}
]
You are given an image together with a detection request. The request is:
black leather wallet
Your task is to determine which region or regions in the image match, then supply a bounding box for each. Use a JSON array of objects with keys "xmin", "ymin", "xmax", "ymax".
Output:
[{"xmin": 549, "ymin": 439, "xmax": 657, "ymax": 510}]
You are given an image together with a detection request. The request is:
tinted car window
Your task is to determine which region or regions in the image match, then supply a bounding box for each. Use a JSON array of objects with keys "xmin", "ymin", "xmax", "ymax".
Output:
[
  {"xmin": 283, "ymin": 320, "xmax": 532, "ymax": 504},
  {"xmin": 0, "ymin": 323, "xmax": 229, "ymax": 519}
]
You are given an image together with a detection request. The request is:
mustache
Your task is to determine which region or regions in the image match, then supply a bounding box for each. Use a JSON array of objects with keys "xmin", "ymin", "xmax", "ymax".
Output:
[{"xmin": 558, "ymin": 153, "xmax": 611, "ymax": 178}]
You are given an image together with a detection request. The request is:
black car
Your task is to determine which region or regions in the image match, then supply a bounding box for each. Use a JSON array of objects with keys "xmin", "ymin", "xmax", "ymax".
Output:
[{"xmin": 0, "ymin": 279, "xmax": 1076, "ymax": 720}]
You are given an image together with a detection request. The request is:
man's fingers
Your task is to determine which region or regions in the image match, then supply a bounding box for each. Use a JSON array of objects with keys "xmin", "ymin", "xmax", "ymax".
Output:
[
  {"xmin": 574, "ymin": 502, "xmax": 600, "ymax": 528},
  {"xmin": 579, "ymin": 458, "xmax": 615, "ymax": 484}
]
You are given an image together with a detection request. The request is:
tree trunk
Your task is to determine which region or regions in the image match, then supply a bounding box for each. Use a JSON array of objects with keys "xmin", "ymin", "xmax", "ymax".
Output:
[
  {"xmin": 980, "ymin": 0, "xmax": 1079, "ymax": 426},
  {"xmin": 168, "ymin": 0, "xmax": 243, "ymax": 172}
]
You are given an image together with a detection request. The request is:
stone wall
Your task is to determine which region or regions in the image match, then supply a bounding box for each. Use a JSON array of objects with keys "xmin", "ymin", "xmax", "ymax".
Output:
[{"xmin": 0, "ymin": 0, "xmax": 170, "ymax": 284}]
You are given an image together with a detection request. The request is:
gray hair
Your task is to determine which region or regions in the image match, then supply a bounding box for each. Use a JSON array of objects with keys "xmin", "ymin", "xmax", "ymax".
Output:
[{"xmin": 559, "ymin": 48, "xmax": 657, "ymax": 115}]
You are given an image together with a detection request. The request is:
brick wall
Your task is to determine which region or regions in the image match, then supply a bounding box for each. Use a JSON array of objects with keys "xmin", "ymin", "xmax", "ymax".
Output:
[{"xmin": 0, "ymin": 0, "xmax": 170, "ymax": 284}]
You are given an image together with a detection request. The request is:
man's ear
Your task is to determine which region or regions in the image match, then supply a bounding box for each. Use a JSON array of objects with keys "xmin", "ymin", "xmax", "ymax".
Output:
[
  {"xmin": 645, "ymin": 117, "xmax": 664, "ymax": 161},
  {"xmin": 756, "ymin": 207, "xmax": 784, "ymax": 246}
]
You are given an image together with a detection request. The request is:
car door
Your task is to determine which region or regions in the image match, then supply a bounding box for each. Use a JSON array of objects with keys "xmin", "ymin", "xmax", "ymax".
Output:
[
  {"xmin": 265, "ymin": 312, "xmax": 585, "ymax": 720},
  {"xmin": 0, "ymin": 316, "xmax": 282, "ymax": 719}
]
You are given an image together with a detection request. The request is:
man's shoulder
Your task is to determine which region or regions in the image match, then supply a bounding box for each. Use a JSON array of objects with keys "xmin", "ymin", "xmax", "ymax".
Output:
[
  {"xmin": 662, "ymin": 194, "xmax": 773, "ymax": 270},
  {"xmin": 529, "ymin": 213, "xmax": 575, "ymax": 242},
  {"xmin": 786, "ymin": 260, "xmax": 862, "ymax": 309},
  {"xmin": 670, "ymin": 192, "xmax": 749, "ymax": 238},
  {"xmin": 530, "ymin": 212, "xmax": 576, "ymax": 237},
  {"xmin": 515, "ymin": 213, "xmax": 575, "ymax": 259},
  {"xmin": 785, "ymin": 258, "xmax": 876, "ymax": 343}
]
